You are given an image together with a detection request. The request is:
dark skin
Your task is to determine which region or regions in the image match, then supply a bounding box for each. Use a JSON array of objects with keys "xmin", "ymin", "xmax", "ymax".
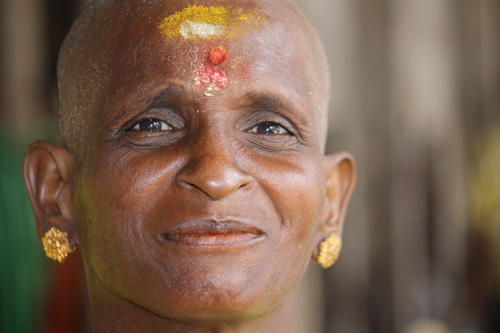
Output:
[{"xmin": 23, "ymin": 0, "xmax": 355, "ymax": 332}]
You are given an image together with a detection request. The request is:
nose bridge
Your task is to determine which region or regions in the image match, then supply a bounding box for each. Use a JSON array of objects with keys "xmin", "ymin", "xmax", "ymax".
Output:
[{"xmin": 176, "ymin": 131, "xmax": 252, "ymax": 199}]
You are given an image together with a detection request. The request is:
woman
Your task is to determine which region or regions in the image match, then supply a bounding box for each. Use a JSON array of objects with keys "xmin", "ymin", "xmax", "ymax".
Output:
[{"xmin": 23, "ymin": 0, "xmax": 355, "ymax": 331}]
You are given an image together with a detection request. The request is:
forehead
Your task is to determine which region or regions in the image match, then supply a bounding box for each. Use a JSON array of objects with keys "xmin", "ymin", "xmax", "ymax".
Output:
[{"xmin": 92, "ymin": 2, "xmax": 317, "ymax": 124}]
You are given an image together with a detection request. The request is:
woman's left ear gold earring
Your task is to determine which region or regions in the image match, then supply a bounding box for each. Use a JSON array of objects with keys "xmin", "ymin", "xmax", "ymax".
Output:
[
  {"xmin": 317, "ymin": 233, "xmax": 342, "ymax": 269},
  {"xmin": 41, "ymin": 227, "xmax": 75, "ymax": 263}
]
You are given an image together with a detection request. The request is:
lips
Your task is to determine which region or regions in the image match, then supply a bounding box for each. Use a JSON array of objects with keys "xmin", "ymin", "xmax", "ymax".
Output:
[{"xmin": 160, "ymin": 219, "xmax": 266, "ymax": 248}]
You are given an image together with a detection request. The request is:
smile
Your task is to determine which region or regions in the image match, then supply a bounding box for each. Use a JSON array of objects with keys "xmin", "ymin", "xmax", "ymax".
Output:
[{"xmin": 160, "ymin": 219, "xmax": 266, "ymax": 249}]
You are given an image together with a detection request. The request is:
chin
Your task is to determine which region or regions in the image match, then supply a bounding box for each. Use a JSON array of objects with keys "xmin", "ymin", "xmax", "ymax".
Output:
[
  {"xmin": 126, "ymin": 266, "xmax": 291, "ymax": 326},
  {"xmin": 167, "ymin": 273, "xmax": 281, "ymax": 320},
  {"xmin": 162, "ymin": 291, "xmax": 284, "ymax": 326}
]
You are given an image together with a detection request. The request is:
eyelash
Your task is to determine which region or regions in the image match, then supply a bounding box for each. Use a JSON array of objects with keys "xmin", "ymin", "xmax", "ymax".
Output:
[
  {"xmin": 248, "ymin": 121, "xmax": 290, "ymax": 135},
  {"xmin": 128, "ymin": 117, "xmax": 290, "ymax": 133},
  {"xmin": 129, "ymin": 118, "xmax": 173, "ymax": 132}
]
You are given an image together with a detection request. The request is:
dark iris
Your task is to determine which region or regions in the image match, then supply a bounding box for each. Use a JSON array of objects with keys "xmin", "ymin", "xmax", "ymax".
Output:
[
  {"xmin": 146, "ymin": 119, "xmax": 161, "ymax": 131},
  {"xmin": 132, "ymin": 118, "xmax": 170, "ymax": 131},
  {"xmin": 255, "ymin": 122, "xmax": 286, "ymax": 135}
]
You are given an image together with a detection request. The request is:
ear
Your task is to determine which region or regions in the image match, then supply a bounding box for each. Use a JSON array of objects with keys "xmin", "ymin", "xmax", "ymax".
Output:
[
  {"xmin": 312, "ymin": 151, "xmax": 356, "ymax": 259},
  {"xmin": 23, "ymin": 140, "xmax": 78, "ymax": 247}
]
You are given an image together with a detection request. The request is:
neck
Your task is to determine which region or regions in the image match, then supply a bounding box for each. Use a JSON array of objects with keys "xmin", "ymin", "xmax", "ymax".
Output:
[{"xmin": 87, "ymin": 278, "xmax": 293, "ymax": 333}]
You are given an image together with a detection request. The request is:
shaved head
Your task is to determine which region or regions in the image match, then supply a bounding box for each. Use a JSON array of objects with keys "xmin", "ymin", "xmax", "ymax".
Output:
[
  {"xmin": 57, "ymin": 0, "xmax": 329, "ymax": 160},
  {"xmin": 24, "ymin": 2, "xmax": 357, "ymax": 328}
]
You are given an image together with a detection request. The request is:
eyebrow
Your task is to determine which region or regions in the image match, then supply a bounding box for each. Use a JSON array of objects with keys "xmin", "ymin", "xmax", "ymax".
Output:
[
  {"xmin": 150, "ymin": 85, "xmax": 188, "ymax": 107},
  {"xmin": 238, "ymin": 92, "xmax": 310, "ymax": 126},
  {"xmin": 108, "ymin": 85, "xmax": 189, "ymax": 124},
  {"xmin": 108, "ymin": 86, "xmax": 311, "ymax": 128}
]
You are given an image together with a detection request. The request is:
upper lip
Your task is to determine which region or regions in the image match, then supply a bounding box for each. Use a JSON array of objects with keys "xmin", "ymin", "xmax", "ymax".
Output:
[{"xmin": 162, "ymin": 218, "xmax": 266, "ymax": 237}]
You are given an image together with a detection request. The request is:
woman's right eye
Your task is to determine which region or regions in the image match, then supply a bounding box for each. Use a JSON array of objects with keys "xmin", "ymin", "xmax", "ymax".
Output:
[{"xmin": 130, "ymin": 118, "xmax": 172, "ymax": 132}]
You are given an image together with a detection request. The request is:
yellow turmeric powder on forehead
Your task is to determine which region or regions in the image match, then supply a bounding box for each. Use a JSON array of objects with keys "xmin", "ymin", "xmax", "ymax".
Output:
[{"xmin": 158, "ymin": 5, "xmax": 266, "ymax": 40}]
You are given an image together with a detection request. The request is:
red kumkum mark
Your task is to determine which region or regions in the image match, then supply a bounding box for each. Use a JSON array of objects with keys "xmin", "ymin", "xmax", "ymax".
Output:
[
  {"xmin": 209, "ymin": 47, "xmax": 227, "ymax": 65},
  {"xmin": 194, "ymin": 65, "xmax": 228, "ymax": 90}
]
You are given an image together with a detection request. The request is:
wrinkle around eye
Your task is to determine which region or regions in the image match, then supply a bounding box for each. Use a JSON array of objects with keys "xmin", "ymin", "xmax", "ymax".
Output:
[{"xmin": 244, "ymin": 132, "xmax": 299, "ymax": 153}]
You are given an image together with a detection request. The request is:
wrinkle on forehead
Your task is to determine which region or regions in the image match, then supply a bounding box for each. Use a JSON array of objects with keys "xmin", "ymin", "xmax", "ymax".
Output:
[{"xmin": 57, "ymin": 0, "xmax": 329, "ymax": 160}]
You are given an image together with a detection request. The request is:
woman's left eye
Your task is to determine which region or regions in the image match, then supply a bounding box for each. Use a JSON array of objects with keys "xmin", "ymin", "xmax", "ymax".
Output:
[
  {"xmin": 130, "ymin": 118, "xmax": 172, "ymax": 132},
  {"xmin": 249, "ymin": 122, "xmax": 289, "ymax": 135}
]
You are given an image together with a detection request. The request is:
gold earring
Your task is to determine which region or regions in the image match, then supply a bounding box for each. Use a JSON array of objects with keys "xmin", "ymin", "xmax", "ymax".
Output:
[
  {"xmin": 317, "ymin": 233, "xmax": 342, "ymax": 269},
  {"xmin": 41, "ymin": 227, "xmax": 75, "ymax": 263}
]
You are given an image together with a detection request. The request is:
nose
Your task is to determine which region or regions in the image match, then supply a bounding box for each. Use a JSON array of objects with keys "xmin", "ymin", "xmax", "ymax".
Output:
[{"xmin": 176, "ymin": 148, "xmax": 253, "ymax": 200}]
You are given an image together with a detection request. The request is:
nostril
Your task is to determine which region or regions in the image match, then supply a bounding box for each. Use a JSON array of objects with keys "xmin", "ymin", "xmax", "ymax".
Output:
[{"xmin": 175, "ymin": 157, "xmax": 252, "ymax": 200}]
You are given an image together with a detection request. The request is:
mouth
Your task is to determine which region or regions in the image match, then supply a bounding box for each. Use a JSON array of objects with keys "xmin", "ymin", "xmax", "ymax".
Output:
[{"xmin": 159, "ymin": 219, "xmax": 266, "ymax": 249}]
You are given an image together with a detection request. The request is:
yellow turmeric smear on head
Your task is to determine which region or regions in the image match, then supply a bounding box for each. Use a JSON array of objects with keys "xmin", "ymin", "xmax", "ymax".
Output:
[{"xmin": 158, "ymin": 5, "xmax": 266, "ymax": 40}]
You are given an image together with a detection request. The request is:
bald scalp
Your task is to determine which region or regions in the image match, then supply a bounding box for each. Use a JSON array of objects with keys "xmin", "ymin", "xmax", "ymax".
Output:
[{"xmin": 57, "ymin": 0, "xmax": 330, "ymax": 159}]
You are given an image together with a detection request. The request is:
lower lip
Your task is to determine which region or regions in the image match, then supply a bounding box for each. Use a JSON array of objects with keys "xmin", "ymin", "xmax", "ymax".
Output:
[{"xmin": 161, "ymin": 232, "xmax": 264, "ymax": 248}]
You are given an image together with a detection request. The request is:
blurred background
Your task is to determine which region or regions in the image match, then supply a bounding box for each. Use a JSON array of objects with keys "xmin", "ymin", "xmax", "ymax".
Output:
[{"xmin": 0, "ymin": 0, "xmax": 499, "ymax": 332}]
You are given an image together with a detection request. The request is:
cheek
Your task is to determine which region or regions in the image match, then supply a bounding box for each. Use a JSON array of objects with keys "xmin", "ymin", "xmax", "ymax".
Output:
[
  {"xmin": 253, "ymin": 157, "xmax": 326, "ymax": 297},
  {"xmin": 72, "ymin": 150, "xmax": 180, "ymax": 290},
  {"xmin": 256, "ymin": 155, "xmax": 326, "ymax": 262}
]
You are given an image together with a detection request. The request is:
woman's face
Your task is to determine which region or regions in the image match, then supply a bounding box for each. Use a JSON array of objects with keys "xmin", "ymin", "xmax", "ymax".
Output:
[{"xmin": 72, "ymin": 4, "xmax": 329, "ymax": 323}]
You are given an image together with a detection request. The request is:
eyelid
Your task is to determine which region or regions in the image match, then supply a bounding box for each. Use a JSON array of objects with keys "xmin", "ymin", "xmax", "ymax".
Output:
[
  {"xmin": 243, "ymin": 111, "xmax": 297, "ymax": 136},
  {"xmin": 248, "ymin": 121, "xmax": 291, "ymax": 135},
  {"xmin": 129, "ymin": 118, "xmax": 173, "ymax": 131},
  {"xmin": 123, "ymin": 108, "xmax": 185, "ymax": 132}
]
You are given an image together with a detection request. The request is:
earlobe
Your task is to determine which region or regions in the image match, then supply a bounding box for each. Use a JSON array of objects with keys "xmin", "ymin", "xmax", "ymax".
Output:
[
  {"xmin": 23, "ymin": 140, "xmax": 77, "ymax": 250},
  {"xmin": 312, "ymin": 151, "xmax": 356, "ymax": 266}
]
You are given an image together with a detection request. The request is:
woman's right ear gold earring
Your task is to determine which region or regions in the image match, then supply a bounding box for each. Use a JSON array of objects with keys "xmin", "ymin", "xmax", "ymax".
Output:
[
  {"xmin": 41, "ymin": 227, "xmax": 75, "ymax": 263},
  {"xmin": 317, "ymin": 233, "xmax": 342, "ymax": 269}
]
